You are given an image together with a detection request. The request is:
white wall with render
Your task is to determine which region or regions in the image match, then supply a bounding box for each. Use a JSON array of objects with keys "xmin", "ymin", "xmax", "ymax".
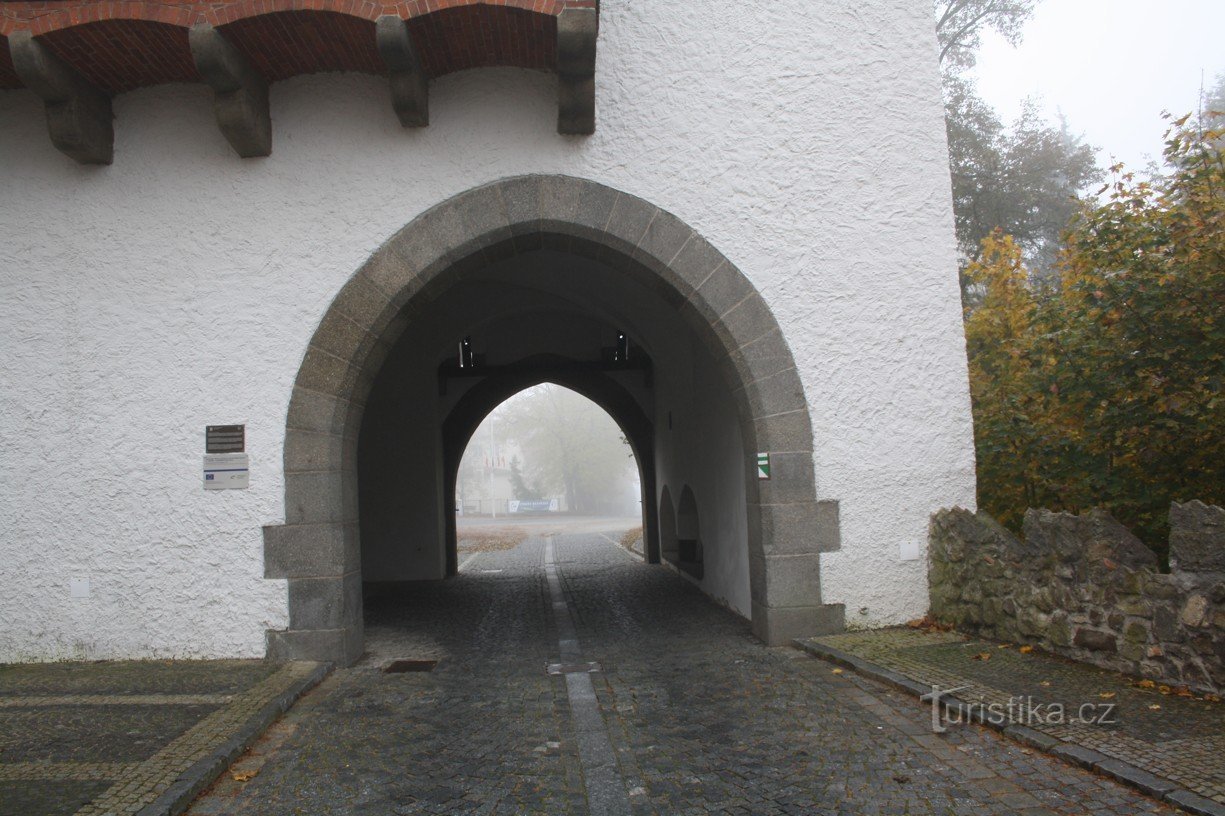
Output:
[{"xmin": 0, "ymin": 0, "xmax": 975, "ymax": 660}]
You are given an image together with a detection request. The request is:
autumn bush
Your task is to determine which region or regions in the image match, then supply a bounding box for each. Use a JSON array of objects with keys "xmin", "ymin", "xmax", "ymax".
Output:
[{"xmin": 966, "ymin": 114, "xmax": 1225, "ymax": 561}]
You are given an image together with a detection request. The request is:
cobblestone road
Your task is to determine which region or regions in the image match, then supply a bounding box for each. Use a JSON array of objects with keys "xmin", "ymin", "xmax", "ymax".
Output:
[{"xmin": 189, "ymin": 532, "xmax": 1177, "ymax": 815}]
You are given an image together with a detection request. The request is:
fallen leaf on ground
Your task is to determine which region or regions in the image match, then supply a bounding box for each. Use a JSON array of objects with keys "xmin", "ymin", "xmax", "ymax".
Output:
[
  {"xmin": 1148, "ymin": 704, "xmax": 1162, "ymax": 710},
  {"xmin": 997, "ymin": 644, "xmax": 1011, "ymax": 649},
  {"xmin": 831, "ymin": 668, "xmax": 843, "ymax": 675},
  {"xmin": 1136, "ymin": 679, "xmax": 1156, "ymax": 689},
  {"xmin": 904, "ymin": 616, "xmax": 954, "ymax": 633},
  {"xmin": 1099, "ymin": 692, "xmax": 1116, "ymax": 700},
  {"xmin": 971, "ymin": 652, "xmax": 991, "ymax": 661},
  {"xmin": 1018, "ymin": 645, "xmax": 1034, "ymax": 654},
  {"xmin": 1039, "ymin": 680, "xmax": 1051, "ymax": 687},
  {"xmin": 232, "ymin": 770, "xmax": 258, "ymax": 782}
]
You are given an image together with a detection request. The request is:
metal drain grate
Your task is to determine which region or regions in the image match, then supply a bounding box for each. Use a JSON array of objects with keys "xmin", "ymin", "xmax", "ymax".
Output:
[{"xmin": 384, "ymin": 659, "xmax": 439, "ymax": 673}]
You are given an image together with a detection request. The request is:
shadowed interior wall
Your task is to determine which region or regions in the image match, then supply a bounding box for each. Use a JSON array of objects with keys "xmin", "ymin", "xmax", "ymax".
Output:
[{"xmin": 356, "ymin": 249, "xmax": 749, "ymax": 617}]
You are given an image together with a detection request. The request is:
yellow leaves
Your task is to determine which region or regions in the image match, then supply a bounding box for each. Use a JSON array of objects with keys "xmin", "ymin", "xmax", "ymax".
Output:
[
  {"xmin": 1098, "ymin": 692, "xmax": 1116, "ymax": 700},
  {"xmin": 830, "ymin": 668, "xmax": 844, "ymax": 675},
  {"xmin": 231, "ymin": 769, "xmax": 259, "ymax": 782},
  {"xmin": 1136, "ymin": 679, "xmax": 1156, "ymax": 689},
  {"xmin": 971, "ymin": 652, "xmax": 992, "ymax": 661},
  {"xmin": 1148, "ymin": 704, "xmax": 1162, "ymax": 711},
  {"xmin": 1018, "ymin": 645, "xmax": 1034, "ymax": 654}
]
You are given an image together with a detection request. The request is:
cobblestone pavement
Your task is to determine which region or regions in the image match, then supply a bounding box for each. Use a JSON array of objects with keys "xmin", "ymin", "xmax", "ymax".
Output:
[
  {"xmin": 0, "ymin": 659, "xmax": 322, "ymax": 815},
  {"xmin": 190, "ymin": 532, "xmax": 1182, "ymax": 815},
  {"xmin": 807, "ymin": 627, "xmax": 1225, "ymax": 809}
]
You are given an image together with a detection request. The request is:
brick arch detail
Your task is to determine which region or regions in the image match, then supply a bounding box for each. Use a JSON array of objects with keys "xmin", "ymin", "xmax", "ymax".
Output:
[
  {"xmin": 0, "ymin": 1, "xmax": 589, "ymax": 90},
  {"xmin": 264, "ymin": 175, "xmax": 844, "ymax": 665},
  {"xmin": 1, "ymin": 2, "xmax": 588, "ymax": 36}
]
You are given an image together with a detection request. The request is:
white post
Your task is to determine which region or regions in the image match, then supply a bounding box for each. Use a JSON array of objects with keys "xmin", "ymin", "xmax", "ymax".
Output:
[{"xmin": 488, "ymin": 419, "xmax": 497, "ymax": 518}]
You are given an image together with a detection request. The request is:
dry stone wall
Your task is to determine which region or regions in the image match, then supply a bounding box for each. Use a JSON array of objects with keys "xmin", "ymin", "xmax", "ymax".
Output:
[{"xmin": 928, "ymin": 501, "xmax": 1225, "ymax": 694}]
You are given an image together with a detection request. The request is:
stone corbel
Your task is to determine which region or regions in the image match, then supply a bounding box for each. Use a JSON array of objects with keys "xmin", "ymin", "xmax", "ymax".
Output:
[
  {"xmin": 556, "ymin": 7, "xmax": 598, "ymax": 135},
  {"xmin": 375, "ymin": 15, "xmax": 428, "ymax": 128},
  {"xmin": 9, "ymin": 31, "xmax": 114, "ymax": 165},
  {"xmin": 189, "ymin": 24, "xmax": 271, "ymax": 158}
]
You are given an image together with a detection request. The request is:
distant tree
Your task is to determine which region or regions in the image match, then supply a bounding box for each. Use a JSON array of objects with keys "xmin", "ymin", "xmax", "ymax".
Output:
[
  {"xmin": 946, "ymin": 77, "xmax": 1102, "ymax": 285},
  {"xmin": 500, "ymin": 385, "xmax": 635, "ymax": 514},
  {"xmin": 934, "ymin": 0, "xmax": 1036, "ymax": 70},
  {"xmin": 455, "ymin": 445, "xmax": 488, "ymax": 509},
  {"xmin": 508, "ymin": 455, "xmax": 541, "ymax": 501},
  {"xmin": 1204, "ymin": 72, "xmax": 1225, "ymax": 116},
  {"xmin": 1203, "ymin": 72, "xmax": 1225, "ymax": 147},
  {"xmin": 935, "ymin": 1, "xmax": 1100, "ymax": 291}
]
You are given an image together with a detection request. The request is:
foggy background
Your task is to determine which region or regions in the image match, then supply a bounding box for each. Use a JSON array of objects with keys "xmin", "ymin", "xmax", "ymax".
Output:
[{"xmin": 456, "ymin": 384, "xmax": 642, "ymax": 518}]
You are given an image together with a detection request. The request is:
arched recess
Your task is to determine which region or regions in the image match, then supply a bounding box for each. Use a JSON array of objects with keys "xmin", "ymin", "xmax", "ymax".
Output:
[
  {"xmin": 440, "ymin": 355, "xmax": 659, "ymax": 576},
  {"xmin": 658, "ymin": 486, "xmax": 678, "ymax": 564},
  {"xmin": 674, "ymin": 485, "xmax": 703, "ymax": 579},
  {"xmin": 263, "ymin": 175, "xmax": 845, "ymax": 664}
]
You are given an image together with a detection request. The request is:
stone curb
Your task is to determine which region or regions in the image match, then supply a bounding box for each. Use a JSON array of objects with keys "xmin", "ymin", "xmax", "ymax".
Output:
[
  {"xmin": 793, "ymin": 639, "xmax": 1225, "ymax": 816},
  {"xmin": 134, "ymin": 662, "xmax": 331, "ymax": 816}
]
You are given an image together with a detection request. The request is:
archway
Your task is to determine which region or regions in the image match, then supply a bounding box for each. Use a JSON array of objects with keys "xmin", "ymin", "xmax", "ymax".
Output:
[
  {"xmin": 440, "ymin": 361, "xmax": 660, "ymax": 575},
  {"xmin": 449, "ymin": 382, "xmax": 647, "ymax": 557},
  {"xmin": 263, "ymin": 175, "xmax": 844, "ymax": 664}
]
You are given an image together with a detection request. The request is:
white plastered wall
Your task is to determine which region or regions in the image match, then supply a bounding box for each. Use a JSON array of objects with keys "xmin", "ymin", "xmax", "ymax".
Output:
[{"xmin": 0, "ymin": 0, "xmax": 974, "ymax": 660}]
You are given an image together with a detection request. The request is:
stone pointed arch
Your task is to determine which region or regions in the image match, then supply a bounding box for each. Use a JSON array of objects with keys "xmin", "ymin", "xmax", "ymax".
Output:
[
  {"xmin": 263, "ymin": 175, "xmax": 844, "ymax": 664},
  {"xmin": 438, "ymin": 355, "xmax": 660, "ymax": 574}
]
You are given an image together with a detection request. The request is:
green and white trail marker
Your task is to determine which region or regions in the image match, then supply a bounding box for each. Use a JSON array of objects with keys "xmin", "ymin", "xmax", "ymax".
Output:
[{"xmin": 757, "ymin": 452, "xmax": 770, "ymax": 480}]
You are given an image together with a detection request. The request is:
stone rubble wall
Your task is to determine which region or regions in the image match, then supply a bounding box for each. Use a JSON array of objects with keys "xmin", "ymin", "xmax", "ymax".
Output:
[{"xmin": 928, "ymin": 501, "xmax": 1225, "ymax": 694}]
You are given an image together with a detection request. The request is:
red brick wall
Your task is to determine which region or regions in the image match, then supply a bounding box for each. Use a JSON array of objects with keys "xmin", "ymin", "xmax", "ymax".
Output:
[{"xmin": 0, "ymin": 0, "xmax": 594, "ymax": 90}]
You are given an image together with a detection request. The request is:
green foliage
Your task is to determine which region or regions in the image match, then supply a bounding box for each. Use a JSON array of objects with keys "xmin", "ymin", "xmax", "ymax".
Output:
[{"xmin": 967, "ymin": 116, "xmax": 1225, "ymax": 557}]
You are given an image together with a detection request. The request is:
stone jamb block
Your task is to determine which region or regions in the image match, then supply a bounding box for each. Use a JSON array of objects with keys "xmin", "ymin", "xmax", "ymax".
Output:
[
  {"xmin": 750, "ymin": 553, "xmax": 822, "ymax": 609},
  {"xmin": 751, "ymin": 602, "xmax": 845, "ymax": 645},
  {"xmin": 267, "ymin": 627, "xmax": 350, "ymax": 663},
  {"xmin": 755, "ymin": 450, "xmax": 818, "ymax": 506},
  {"xmin": 749, "ymin": 501, "xmax": 835, "ymax": 557},
  {"xmin": 264, "ymin": 522, "xmax": 358, "ymax": 579},
  {"xmin": 284, "ymin": 471, "xmax": 345, "ymax": 525}
]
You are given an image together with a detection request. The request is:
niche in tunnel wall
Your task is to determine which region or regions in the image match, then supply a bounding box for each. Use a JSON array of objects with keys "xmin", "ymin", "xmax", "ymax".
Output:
[{"xmin": 673, "ymin": 485, "xmax": 703, "ymax": 579}]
